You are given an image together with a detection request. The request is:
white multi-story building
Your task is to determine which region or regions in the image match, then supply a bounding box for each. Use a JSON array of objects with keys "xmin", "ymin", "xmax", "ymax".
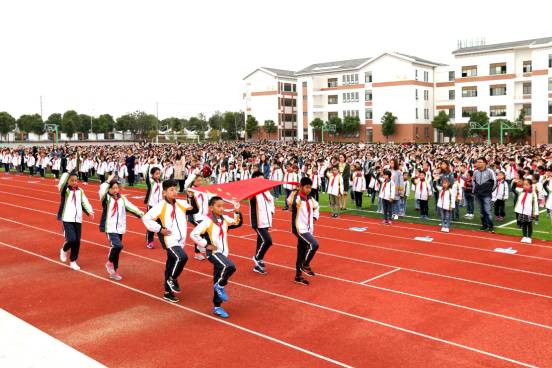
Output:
[
  {"xmin": 243, "ymin": 67, "xmax": 297, "ymax": 140},
  {"xmin": 245, "ymin": 36, "xmax": 552, "ymax": 144},
  {"xmin": 436, "ymin": 37, "xmax": 552, "ymax": 145}
]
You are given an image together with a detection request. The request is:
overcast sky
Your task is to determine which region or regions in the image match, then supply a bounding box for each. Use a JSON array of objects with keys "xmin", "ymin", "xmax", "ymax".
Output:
[{"xmin": 1, "ymin": 0, "xmax": 551, "ymax": 120}]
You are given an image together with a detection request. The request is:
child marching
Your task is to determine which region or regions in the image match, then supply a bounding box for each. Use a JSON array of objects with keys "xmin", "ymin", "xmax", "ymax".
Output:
[
  {"xmin": 144, "ymin": 160, "xmax": 163, "ymax": 249},
  {"xmin": 57, "ymin": 171, "xmax": 94, "ymax": 270},
  {"xmin": 249, "ymin": 171, "xmax": 275, "ymax": 275},
  {"xmin": 190, "ymin": 197, "xmax": 243, "ymax": 318},
  {"xmin": 99, "ymin": 173, "xmax": 144, "ymax": 281},
  {"xmin": 142, "ymin": 179, "xmax": 198, "ymax": 302}
]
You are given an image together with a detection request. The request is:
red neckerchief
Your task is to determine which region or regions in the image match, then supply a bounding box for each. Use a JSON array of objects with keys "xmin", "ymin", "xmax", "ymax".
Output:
[
  {"xmin": 153, "ymin": 181, "xmax": 160, "ymax": 194},
  {"xmin": 111, "ymin": 195, "xmax": 119, "ymax": 218},
  {"xmin": 210, "ymin": 214, "xmax": 224, "ymax": 244},
  {"xmin": 261, "ymin": 192, "xmax": 272, "ymax": 204},
  {"xmin": 497, "ymin": 179, "xmax": 502, "ymax": 193},
  {"xmin": 419, "ymin": 178, "xmax": 425, "ymax": 193},
  {"xmin": 197, "ymin": 193, "xmax": 204, "ymax": 203},
  {"xmin": 70, "ymin": 186, "xmax": 78, "ymax": 204},
  {"xmin": 382, "ymin": 179, "xmax": 389, "ymax": 194},
  {"xmin": 171, "ymin": 201, "xmax": 176, "ymax": 220},
  {"xmin": 520, "ymin": 189, "xmax": 532, "ymax": 209},
  {"xmin": 440, "ymin": 188, "xmax": 446, "ymax": 202},
  {"xmin": 331, "ymin": 174, "xmax": 338, "ymax": 188},
  {"xmin": 299, "ymin": 193, "xmax": 311, "ymax": 227}
]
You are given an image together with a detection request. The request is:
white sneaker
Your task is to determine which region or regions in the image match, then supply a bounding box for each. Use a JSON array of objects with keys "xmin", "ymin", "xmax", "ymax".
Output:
[
  {"xmin": 520, "ymin": 237, "xmax": 527, "ymax": 243},
  {"xmin": 444, "ymin": 228, "xmax": 450, "ymax": 233},
  {"xmin": 526, "ymin": 238, "xmax": 532, "ymax": 244},
  {"xmin": 59, "ymin": 248, "xmax": 67, "ymax": 262},
  {"xmin": 441, "ymin": 227, "xmax": 446, "ymax": 232},
  {"xmin": 393, "ymin": 215, "xmax": 399, "ymax": 220},
  {"xmin": 69, "ymin": 262, "xmax": 80, "ymax": 271}
]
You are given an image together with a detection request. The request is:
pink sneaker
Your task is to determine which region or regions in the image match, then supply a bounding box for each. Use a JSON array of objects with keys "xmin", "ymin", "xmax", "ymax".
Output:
[
  {"xmin": 146, "ymin": 242, "xmax": 154, "ymax": 249},
  {"xmin": 110, "ymin": 271, "xmax": 123, "ymax": 281},
  {"xmin": 105, "ymin": 262, "xmax": 115, "ymax": 276}
]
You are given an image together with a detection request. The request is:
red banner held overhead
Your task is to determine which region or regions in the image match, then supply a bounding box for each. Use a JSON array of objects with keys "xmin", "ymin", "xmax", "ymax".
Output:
[{"xmin": 188, "ymin": 178, "xmax": 296, "ymax": 203}]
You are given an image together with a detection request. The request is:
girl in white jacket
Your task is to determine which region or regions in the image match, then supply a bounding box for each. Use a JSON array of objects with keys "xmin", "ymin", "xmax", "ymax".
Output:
[
  {"xmin": 515, "ymin": 178, "xmax": 539, "ymax": 244},
  {"xmin": 379, "ymin": 170, "xmax": 396, "ymax": 225},
  {"xmin": 351, "ymin": 164, "xmax": 366, "ymax": 209},
  {"xmin": 99, "ymin": 173, "xmax": 144, "ymax": 280},
  {"xmin": 436, "ymin": 178, "xmax": 456, "ymax": 233},
  {"xmin": 412, "ymin": 171, "xmax": 433, "ymax": 220}
]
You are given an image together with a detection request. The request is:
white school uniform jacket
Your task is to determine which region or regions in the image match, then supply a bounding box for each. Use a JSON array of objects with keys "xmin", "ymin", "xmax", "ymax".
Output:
[
  {"xmin": 250, "ymin": 191, "xmax": 275, "ymax": 229},
  {"xmin": 99, "ymin": 183, "xmax": 143, "ymax": 234},
  {"xmin": 118, "ymin": 164, "xmax": 128, "ymax": 179},
  {"xmin": 378, "ymin": 179, "xmax": 396, "ymax": 201},
  {"xmin": 57, "ymin": 173, "xmax": 94, "ymax": 223},
  {"xmin": 1, "ymin": 153, "xmax": 10, "ymax": 164},
  {"xmin": 144, "ymin": 165, "xmax": 163, "ymax": 207},
  {"xmin": 190, "ymin": 190, "xmax": 211, "ymax": 223},
  {"xmin": 492, "ymin": 180, "xmax": 509, "ymax": 201},
  {"xmin": 404, "ymin": 180, "xmax": 412, "ymax": 198},
  {"xmin": 310, "ymin": 173, "xmax": 321, "ymax": 190},
  {"xmin": 51, "ymin": 157, "xmax": 61, "ymax": 171},
  {"xmin": 514, "ymin": 188, "xmax": 539, "ymax": 217},
  {"xmin": 283, "ymin": 172, "xmax": 299, "ymax": 190},
  {"xmin": 80, "ymin": 159, "xmax": 91, "ymax": 173},
  {"xmin": 288, "ymin": 191, "xmax": 320, "ymax": 234},
  {"xmin": 190, "ymin": 212, "xmax": 243, "ymax": 256},
  {"xmin": 352, "ymin": 174, "xmax": 366, "ymax": 192},
  {"xmin": 66, "ymin": 158, "xmax": 76, "ymax": 173},
  {"xmin": 453, "ymin": 177, "xmax": 464, "ymax": 201},
  {"xmin": 107, "ymin": 161, "xmax": 116, "ymax": 173},
  {"xmin": 26, "ymin": 155, "xmax": 35, "ymax": 167},
  {"xmin": 413, "ymin": 179, "xmax": 432, "ymax": 201},
  {"xmin": 162, "ymin": 165, "xmax": 174, "ymax": 180},
  {"xmin": 270, "ymin": 168, "xmax": 284, "ymax": 182},
  {"xmin": 11, "ymin": 155, "xmax": 21, "ymax": 166},
  {"xmin": 437, "ymin": 187, "xmax": 456, "ymax": 210},
  {"xmin": 240, "ymin": 169, "xmax": 251, "ymax": 181},
  {"xmin": 143, "ymin": 199, "xmax": 194, "ymax": 248},
  {"xmin": 36, "ymin": 156, "xmax": 47, "ymax": 168},
  {"xmin": 544, "ymin": 180, "xmax": 552, "ymax": 210},
  {"xmin": 217, "ymin": 171, "xmax": 229, "ymax": 184},
  {"xmin": 327, "ymin": 173, "xmax": 344, "ymax": 196},
  {"xmin": 97, "ymin": 161, "xmax": 107, "ymax": 175}
]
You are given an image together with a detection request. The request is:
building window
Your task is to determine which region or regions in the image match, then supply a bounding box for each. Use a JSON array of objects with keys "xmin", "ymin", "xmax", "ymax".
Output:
[
  {"xmin": 365, "ymin": 90, "xmax": 372, "ymax": 101},
  {"xmin": 283, "ymin": 83, "xmax": 293, "ymax": 92},
  {"xmin": 343, "ymin": 92, "xmax": 359, "ymax": 103},
  {"xmin": 523, "ymin": 104, "xmax": 531, "ymax": 116},
  {"xmin": 549, "ymin": 101, "xmax": 552, "ymax": 115},
  {"xmin": 449, "ymin": 90, "xmax": 455, "ymax": 100},
  {"xmin": 549, "ymin": 54, "xmax": 552, "ymax": 68},
  {"xmin": 292, "ymin": 84, "xmax": 297, "ymax": 92},
  {"xmin": 548, "ymin": 78, "xmax": 552, "ymax": 91},
  {"xmin": 415, "ymin": 69, "xmax": 418, "ymax": 80},
  {"xmin": 415, "ymin": 108, "xmax": 418, "ymax": 119},
  {"xmin": 283, "ymin": 98, "xmax": 294, "ymax": 107},
  {"xmin": 490, "ymin": 105, "xmax": 507, "ymax": 117},
  {"xmin": 462, "ymin": 107, "xmax": 477, "ymax": 118},
  {"xmin": 424, "ymin": 108, "xmax": 429, "ymax": 119},
  {"xmin": 344, "ymin": 110, "xmax": 359, "ymax": 118},
  {"xmin": 424, "ymin": 90, "xmax": 429, "ymax": 101},
  {"xmin": 448, "ymin": 71, "xmax": 455, "ymax": 81},
  {"xmin": 523, "ymin": 61, "xmax": 532, "ymax": 73},
  {"xmin": 365, "ymin": 109, "xmax": 373, "ymax": 119},
  {"xmin": 489, "ymin": 63, "xmax": 507, "ymax": 75},
  {"xmin": 328, "ymin": 95, "xmax": 338, "ymax": 104},
  {"xmin": 327, "ymin": 78, "xmax": 338, "ymax": 88},
  {"xmin": 366, "ymin": 128, "xmax": 373, "ymax": 143},
  {"xmin": 365, "ymin": 72, "xmax": 372, "ymax": 83},
  {"xmin": 462, "ymin": 86, "xmax": 477, "ymax": 97},
  {"xmin": 461, "ymin": 66, "xmax": 477, "ymax": 77},
  {"xmin": 490, "ymin": 85, "xmax": 507, "ymax": 96},
  {"xmin": 523, "ymin": 82, "xmax": 532, "ymax": 95},
  {"xmin": 424, "ymin": 71, "xmax": 429, "ymax": 82},
  {"xmin": 302, "ymin": 81, "xmax": 307, "ymax": 88},
  {"xmin": 415, "ymin": 89, "xmax": 418, "ymax": 100},
  {"xmin": 448, "ymin": 108, "xmax": 455, "ymax": 119},
  {"xmin": 415, "ymin": 127, "xmax": 419, "ymax": 138},
  {"xmin": 424, "ymin": 127, "xmax": 429, "ymax": 138},
  {"xmin": 342, "ymin": 74, "xmax": 359, "ymax": 85}
]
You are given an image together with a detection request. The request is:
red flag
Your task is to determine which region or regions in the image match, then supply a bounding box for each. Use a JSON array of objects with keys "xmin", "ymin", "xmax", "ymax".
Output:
[{"xmin": 188, "ymin": 177, "xmax": 294, "ymax": 203}]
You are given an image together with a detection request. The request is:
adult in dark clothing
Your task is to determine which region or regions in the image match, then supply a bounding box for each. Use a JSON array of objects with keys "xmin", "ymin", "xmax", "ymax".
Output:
[
  {"xmin": 473, "ymin": 157, "xmax": 496, "ymax": 232},
  {"xmin": 125, "ymin": 149, "xmax": 136, "ymax": 186}
]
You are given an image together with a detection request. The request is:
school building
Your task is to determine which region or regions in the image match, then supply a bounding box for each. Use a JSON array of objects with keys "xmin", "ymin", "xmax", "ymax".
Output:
[{"xmin": 243, "ymin": 36, "xmax": 552, "ymax": 144}]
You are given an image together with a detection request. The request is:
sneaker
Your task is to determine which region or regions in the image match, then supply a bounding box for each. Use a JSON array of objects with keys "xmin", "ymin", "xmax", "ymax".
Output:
[
  {"xmin": 213, "ymin": 307, "xmax": 229, "ymax": 318},
  {"xmin": 294, "ymin": 276, "xmax": 310, "ymax": 286},
  {"xmin": 301, "ymin": 265, "xmax": 315, "ymax": 277},
  {"xmin": 163, "ymin": 292, "xmax": 179, "ymax": 303},
  {"xmin": 59, "ymin": 248, "xmax": 67, "ymax": 262},
  {"xmin": 194, "ymin": 253, "xmax": 206, "ymax": 261},
  {"xmin": 393, "ymin": 215, "xmax": 399, "ymax": 220},
  {"xmin": 382, "ymin": 220, "xmax": 388, "ymax": 224},
  {"xmin": 166, "ymin": 277, "xmax": 181, "ymax": 293},
  {"xmin": 488, "ymin": 227, "xmax": 495, "ymax": 234},
  {"xmin": 526, "ymin": 238, "xmax": 532, "ymax": 244},
  {"xmin": 441, "ymin": 227, "xmax": 446, "ymax": 232},
  {"xmin": 520, "ymin": 237, "xmax": 527, "ymax": 243},
  {"xmin": 110, "ymin": 271, "xmax": 123, "ymax": 281},
  {"xmin": 69, "ymin": 261, "xmax": 80, "ymax": 271},
  {"xmin": 146, "ymin": 242, "xmax": 154, "ymax": 249},
  {"xmin": 214, "ymin": 283, "xmax": 228, "ymax": 302},
  {"xmin": 479, "ymin": 226, "xmax": 488, "ymax": 231},
  {"xmin": 105, "ymin": 262, "xmax": 116, "ymax": 276},
  {"xmin": 252, "ymin": 256, "xmax": 262, "ymax": 269},
  {"xmin": 253, "ymin": 265, "xmax": 267, "ymax": 275},
  {"xmin": 444, "ymin": 228, "xmax": 450, "ymax": 233}
]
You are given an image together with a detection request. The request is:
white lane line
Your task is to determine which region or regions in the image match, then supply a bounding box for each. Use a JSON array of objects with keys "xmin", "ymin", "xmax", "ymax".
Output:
[
  {"xmin": 1, "ymin": 201, "xmax": 551, "ymax": 300},
  {"xmin": 498, "ymin": 209, "xmax": 548, "ymax": 228},
  {"xmin": 0, "ymin": 240, "xmax": 353, "ymax": 368},
  {"xmin": 0, "ymin": 240, "xmax": 539, "ymax": 368},
  {"xmin": 361, "ymin": 268, "xmax": 402, "ymax": 284},
  {"xmin": 3, "ymin": 216, "xmax": 552, "ymax": 332}
]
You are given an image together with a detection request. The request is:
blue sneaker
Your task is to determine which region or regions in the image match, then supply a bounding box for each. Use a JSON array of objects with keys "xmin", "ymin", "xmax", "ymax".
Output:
[
  {"xmin": 213, "ymin": 307, "xmax": 229, "ymax": 318},
  {"xmin": 214, "ymin": 283, "xmax": 228, "ymax": 302}
]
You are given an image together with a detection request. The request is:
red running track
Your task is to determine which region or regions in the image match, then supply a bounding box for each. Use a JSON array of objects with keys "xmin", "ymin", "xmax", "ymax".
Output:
[{"xmin": 0, "ymin": 173, "xmax": 551, "ymax": 367}]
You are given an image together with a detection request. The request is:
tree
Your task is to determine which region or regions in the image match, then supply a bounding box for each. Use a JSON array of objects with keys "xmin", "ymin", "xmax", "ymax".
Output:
[
  {"xmin": 310, "ymin": 117, "xmax": 324, "ymax": 131},
  {"xmin": 468, "ymin": 111, "xmax": 490, "ymax": 142},
  {"xmin": 245, "ymin": 115, "xmax": 258, "ymax": 139},
  {"xmin": 326, "ymin": 116, "xmax": 342, "ymax": 134},
  {"xmin": 342, "ymin": 116, "xmax": 361, "ymax": 135},
  {"xmin": 209, "ymin": 111, "xmax": 223, "ymax": 131},
  {"xmin": 188, "ymin": 114, "xmax": 208, "ymax": 139},
  {"xmin": 78, "ymin": 114, "xmax": 92, "ymax": 136},
  {"xmin": 61, "ymin": 110, "xmax": 80, "ymax": 137},
  {"xmin": 161, "ymin": 117, "xmax": 180, "ymax": 132},
  {"xmin": 222, "ymin": 111, "xmax": 245, "ymax": 140},
  {"xmin": 115, "ymin": 114, "xmax": 133, "ymax": 132},
  {"xmin": 208, "ymin": 129, "xmax": 221, "ymax": 141},
  {"xmin": 431, "ymin": 110, "xmax": 450, "ymax": 142},
  {"xmin": 46, "ymin": 113, "xmax": 62, "ymax": 127},
  {"xmin": 97, "ymin": 114, "xmax": 114, "ymax": 134},
  {"xmin": 264, "ymin": 120, "xmax": 277, "ymax": 138},
  {"xmin": 17, "ymin": 114, "xmax": 43, "ymax": 138},
  {"xmin": 380, "ymin": 112, "xmax": 397, "ymax": 142},
  {"xmin": 0, "ymin": 112, "xmax": 16, "ymax": 138}
]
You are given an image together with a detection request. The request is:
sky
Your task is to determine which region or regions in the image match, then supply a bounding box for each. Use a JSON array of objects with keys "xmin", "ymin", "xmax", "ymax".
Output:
[{"xmin": 1, "ymin": 0, "xmax": 551, "ymax": 120}]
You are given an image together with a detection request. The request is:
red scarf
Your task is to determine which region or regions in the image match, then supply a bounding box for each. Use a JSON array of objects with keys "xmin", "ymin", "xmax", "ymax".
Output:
[
  {"xmin": 520, "ymin": 189, "xmax": 532, "ymax": 209},
  {"xmin": 111, "ymin": 196, "xmax": 119, "ymax": 218},
  {"xmin": 153, "ymin": 182, "xmax": 160, "ymax": 195},
  {"xmin": 261, "ymin": 192, "xmax": 272, "ymax": 204},
  {"xmin": 210, "ymin": 214, "xmax": 225, "ymax": 244},
  {"xmin": 70, "ymin": 186, "xmax": 78, "ymax": 204},
  {"xmin": 418, "ymin": 178, "xmax": 425, "ymax": 193},
  {"xmin": 171, "ymin": 202, "xmax": 176, "ymax": 220},
  {"xmin": 331, "ymin": 174, "xmax": 338, "ymax": 188},
  {"xmin": 382, "ymin": 180, "xmax": 389, "ymax": 195}
]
